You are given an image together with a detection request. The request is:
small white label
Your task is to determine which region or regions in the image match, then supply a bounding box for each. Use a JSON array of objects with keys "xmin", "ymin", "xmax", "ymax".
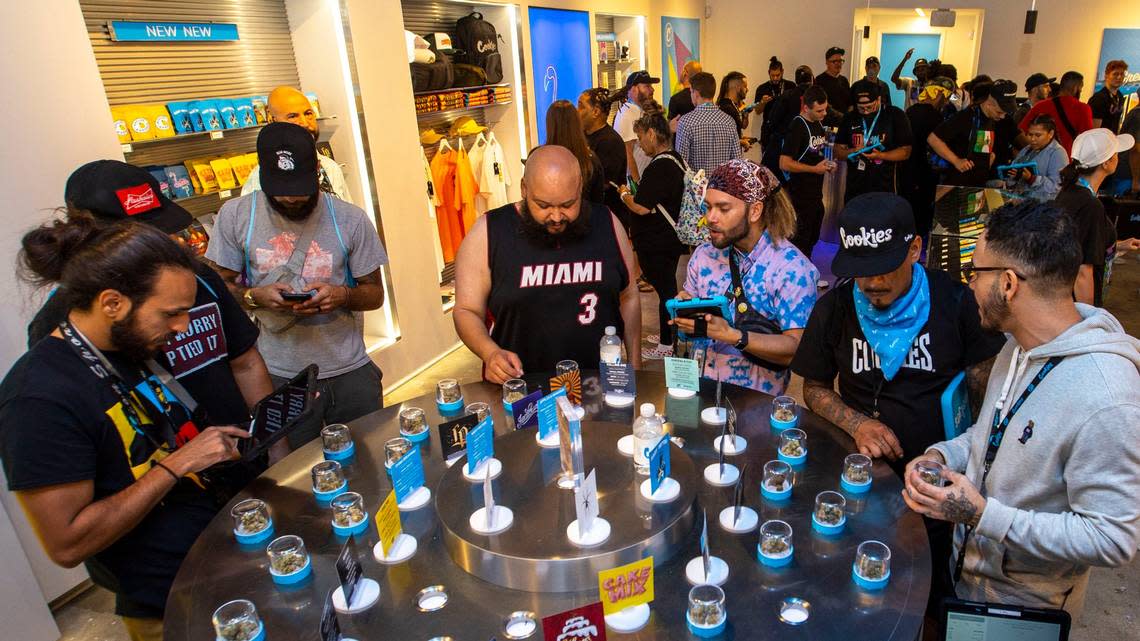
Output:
[
  {"xmin": 120, "ymin": 143, "xmax": 133, "ymax": 154},
  {"xmin": 219, "ymin": 189, "xmax": 233, "ymax": 198},
  {"xmin": 209, "ymin": 131, "xmax": 224, "ymax": 140}
]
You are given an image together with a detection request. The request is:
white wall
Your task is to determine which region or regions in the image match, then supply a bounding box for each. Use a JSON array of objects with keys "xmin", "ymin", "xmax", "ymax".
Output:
[{"xmin": 0, "ymin": 0, "xmax": 120, "ymax": 631}]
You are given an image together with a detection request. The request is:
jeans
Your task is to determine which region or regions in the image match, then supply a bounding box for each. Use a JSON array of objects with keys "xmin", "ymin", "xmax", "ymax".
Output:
[
  {"xmin": 273, "ymin": 361, "xmax": 384, "ymax": 448},
  {"xmin": 636, "ymin": 248, "xmax": 682, "ymax": 346}
]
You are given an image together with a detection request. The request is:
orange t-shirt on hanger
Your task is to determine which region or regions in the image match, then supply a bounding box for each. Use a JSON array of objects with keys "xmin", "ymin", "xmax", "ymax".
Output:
[{"xmin": 429, "ymin": 141, "xmax": 478, "ymax": 263}]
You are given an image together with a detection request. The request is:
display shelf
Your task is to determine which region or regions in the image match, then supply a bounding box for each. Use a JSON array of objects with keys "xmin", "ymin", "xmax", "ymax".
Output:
[
  {"xmin": 416, "ymin": 100, "xmax": 512, "ymax": 120},
  {"xmin": 413, "ymin": 83, "xmax": 510, "ymax": 98},
  {"xmin": 120, "ymin": 116, "xmax": 336, "ymax": 153},
  {"xmin": 173, "ymin": 188, "xmax": 238, "ymax": 207},
  {"xmin": 598, "ymin": 57, "xmax": 640, "ymax": 65}
]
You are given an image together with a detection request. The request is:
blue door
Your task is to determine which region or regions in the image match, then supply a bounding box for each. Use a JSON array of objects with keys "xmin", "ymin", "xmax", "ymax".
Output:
[
  {"xmin": 528, "ymin": 7, "xmax": 592, "ymax": 144},
  {"xmin": 879, "ymin": 33, "xmax": 941, "ymax": 108}
]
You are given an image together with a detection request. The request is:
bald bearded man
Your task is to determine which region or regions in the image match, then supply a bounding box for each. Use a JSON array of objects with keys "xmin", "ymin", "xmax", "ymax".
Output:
[
  {"xmin": 242, "ymin": 86, "xmax": 351, "ymax": 201},
  {"xmin": 454, "ymin": 145, "xmax": 642, "ymax": 383}
]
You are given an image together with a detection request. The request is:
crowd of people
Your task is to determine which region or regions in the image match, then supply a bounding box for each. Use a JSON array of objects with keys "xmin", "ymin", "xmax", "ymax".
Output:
[{"xmin": 0, "ymin": 45, "xmax": 1138, "ymax": 641}]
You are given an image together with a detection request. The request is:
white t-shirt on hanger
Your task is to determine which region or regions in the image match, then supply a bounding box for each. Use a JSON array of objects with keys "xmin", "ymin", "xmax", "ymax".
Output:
[
  {"xmin": 422, "ymin": 147, "xmax": 446, "ymax": 273},
  {"xmin": 468, "ymin": 133, "xmax": 490, "ymax": 214},
  {"xmin": 480, "ymin": 134, "xmax": 511, "ymax": 210}
]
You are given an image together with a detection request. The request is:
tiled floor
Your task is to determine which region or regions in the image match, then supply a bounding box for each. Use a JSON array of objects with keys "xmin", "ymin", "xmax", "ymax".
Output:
[{"xmin": 51, "ymin": 242, "xmax": 1140, "ymax": 640}]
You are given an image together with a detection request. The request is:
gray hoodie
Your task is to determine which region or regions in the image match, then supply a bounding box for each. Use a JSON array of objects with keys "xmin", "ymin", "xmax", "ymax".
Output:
[{"xmin": 929, "ymin": 304, "xmax": 1140, "ymax": 619}]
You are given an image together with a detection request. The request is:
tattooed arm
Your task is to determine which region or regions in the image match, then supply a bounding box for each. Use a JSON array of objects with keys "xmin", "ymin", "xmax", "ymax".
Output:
[
  {"xmin": 965, "ymin": 355, "xmax": 996, "ymax": 419},
  {"xmin": 902, "ymin": 465, "xmax": 986, "ymax": 527},
  {"xmin": 803, "ymin": 378, "xmax": 904, "ymax": 460}
]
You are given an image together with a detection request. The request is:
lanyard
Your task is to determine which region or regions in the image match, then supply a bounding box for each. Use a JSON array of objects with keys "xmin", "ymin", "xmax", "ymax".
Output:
[
  {"xmin": 58, "ymin": 321, "xmax": 184, "ymax": 451},
  {"xmin": 953, "ymin": 352, "xmax": 1064, "ymax": 583},
  {"xmin": 862, "ymin": 108, "xmax": 882, "ymax": 141},
  {"xmin": 1076, "ymin": 177, "xmax": 1096, "ymax": 196}
]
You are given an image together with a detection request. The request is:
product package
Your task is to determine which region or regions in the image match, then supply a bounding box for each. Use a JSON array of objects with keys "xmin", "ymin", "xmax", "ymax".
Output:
[
  {"xmin": 210, "ymin": 158, "xmax": 238, "ymax": 190},
  {"xmin": 166, "ymin": 101, "xmax": 195, "ymax": 134},
  {"xmin": 234, "ymin": 99, "xmax": 256, "ymax": 127},
  {"xmin": 251, "ymin": 96, "xmax": 268, "ymax": 123},
  {"xmin": 187, "ymin": 157, "xmax": 220, "ymax": 192},
  {"xmin": 109, "ymin": 106, "xmax": 132, "ymax": 143},
  {"xmin": 305, "ymin": 92, "xmax": 321, "ymax": 118},
  {"xmin": 218, "ymin": 100, "xmax": 240, "ymax": 130},
  {"xmin": 244, "ymin": 151, "xmax": 260, "ymax": 173},
  {"xmin": 227, "ymin": 153, "xmax": 254, "ymax": 185},
  {"xmin": 148, "ymin": 105, "xmax": 176, "ymax": 138},
  {"xmin": 146, "ymin": 166, "xmax": 173, "ymax": 198},
  {"xmin": 195, "ymin": 101, "xmax": 224, "ymax": 131},
  {"xmin": 187, "ymin": 102, "xmax": 205, "ymax": 132},
  {"xmin": 180, "ymin": 161, "xmax": 202, "ymax": 194},
  {"xmin": 165, "ymin": 165, "xmax": 196, "ymax": 198},
  {"xmin": 124, "ymin": 105, "xmax": 156, "ymax": 141}
]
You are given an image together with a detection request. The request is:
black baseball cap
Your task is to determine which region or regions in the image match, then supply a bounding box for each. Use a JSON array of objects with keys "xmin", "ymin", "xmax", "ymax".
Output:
[
  {"xmin": 64, "ymin": 160, "xmax": 193, "ymax": 234},
  {"xmin": 826, "ymin": 46, "xmax": 845, "ymax": 59},
  {"xmin": 983, "ymin": 79, "xmax": 1018, "ymax": 113},
  {"xmin": 1024, "ymin": 72, "xmax": 1055, "ymax": 92},
  {"xmin": 866, "ymin": 56, "xmax": 880, "ymax": 66},
  {"xmin": 257, "ymin": 122, "xmax": 319, "ymax": 197},
  {"xmin": 851, "ymin": 79, "xmax": 881, "ymax": 104},
  {"xmin": 831, "ymin": 193, "xmax": 917, "ymax": 278},
  {"xmin": 624, "ymin": 70, "xmax": 660, "ymax": 88},
  {"xmin": 914, "ymin": 58, "xmax": 930, "ymax": 68}
]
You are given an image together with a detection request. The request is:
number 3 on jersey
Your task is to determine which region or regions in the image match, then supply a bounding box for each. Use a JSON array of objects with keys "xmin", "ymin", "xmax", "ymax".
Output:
[{"xmin": 578, "ymin": 292, "xmax": 598, "ymax": 325}]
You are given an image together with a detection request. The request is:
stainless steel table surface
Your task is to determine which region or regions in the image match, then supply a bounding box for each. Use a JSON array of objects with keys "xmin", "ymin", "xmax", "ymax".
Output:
[{"xmin": 165, "ymin": 371, "xmax": 931, "ymax": 640}]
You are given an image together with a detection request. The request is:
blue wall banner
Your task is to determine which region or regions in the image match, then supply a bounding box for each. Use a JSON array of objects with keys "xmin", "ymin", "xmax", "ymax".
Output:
[
  {"xmin": 661, "ymin": 17, "xmax": 701, "ymax": 108},
  {"xmin": 528, "ymin": 7, "xmax": 592, "ymax": 144},
  {"xmin": 1095, "ymin": 28, "xmax": 1139, "ymax": 96},
  {"xmin": 109, "ymin": 21, "xmax": 239, "ymax": 42}
]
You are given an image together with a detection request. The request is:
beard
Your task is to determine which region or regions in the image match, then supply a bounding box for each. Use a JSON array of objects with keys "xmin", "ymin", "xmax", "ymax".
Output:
[
  {"xmin": 518, "ymin": 199, "xmax": 590, "ymax": 249},
  {"xmin": 110, "ymin": 308, "xmax": 172, "ymax": 363},
  {"xmin": 978, "ymin": 278, "xmax": 1011, "ymax": 332},
  {"xmin": 268, "ymin": 194, "xmax": 319, "ymax": 221},
  {"xmin": 708, "ymin": 216, "xmax": 750, "ymax": 250}
]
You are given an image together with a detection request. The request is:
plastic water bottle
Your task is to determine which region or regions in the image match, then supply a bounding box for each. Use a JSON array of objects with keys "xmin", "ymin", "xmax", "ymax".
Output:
[
  {"xmin": 600, "ymin": 326, "xmax": 623, "ymax": 365},
  {"xmin": 633, "ymin": 403, "xmax": 664, "ymax": 475}
]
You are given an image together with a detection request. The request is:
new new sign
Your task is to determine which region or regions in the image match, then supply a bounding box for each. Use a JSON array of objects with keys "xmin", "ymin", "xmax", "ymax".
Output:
[{"xmin": 109, "ymin": 21, "xmax": 239, "ymax": 42}]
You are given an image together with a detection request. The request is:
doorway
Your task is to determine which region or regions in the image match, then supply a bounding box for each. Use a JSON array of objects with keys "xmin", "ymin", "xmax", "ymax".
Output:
[{"xmin": 880, "ymin": 33, "xmax": 941, "ymax": 106}]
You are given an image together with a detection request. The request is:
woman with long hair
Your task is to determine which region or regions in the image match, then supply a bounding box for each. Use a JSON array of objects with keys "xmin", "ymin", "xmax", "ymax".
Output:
[
  {"xmin": 544, "ymin": 100, "xmax": 605, "ymax": 203},
  {"xmin": 616, "ymin": 103, "xmax": 687, "ymax": 358}
]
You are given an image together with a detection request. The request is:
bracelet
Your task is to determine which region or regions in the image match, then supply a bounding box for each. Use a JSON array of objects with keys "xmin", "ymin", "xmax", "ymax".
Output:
[
  {"xmin": 342, "ymin": 285, "xmax": 351, "ymax": 308},
  {"xmin": 154, "ymin": 461, "xmax": 180, "ymax": 481}
]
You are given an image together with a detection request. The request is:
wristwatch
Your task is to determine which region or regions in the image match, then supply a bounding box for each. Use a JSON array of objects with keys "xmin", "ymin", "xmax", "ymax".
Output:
[
  {"xmin": 733, "ymin": 329, "xmax": 749, "ymax": 351},
  {"xmin": 243, "ymin": 288, "xmax": 259, "ymax": 309}
]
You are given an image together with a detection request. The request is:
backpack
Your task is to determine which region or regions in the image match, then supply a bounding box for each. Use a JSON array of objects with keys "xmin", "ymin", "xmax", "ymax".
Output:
[
  {"xmin": 410, "ymin": 58, "xmax": 453, "ymax": 92},
  {"xmin": 452, "ymin": 63, "xmax": 488, "ymax": 88},
  {"xmin": 653, "ymin": 153, "xmax": 709, "ymax": 247},
  {"xmin": 454, "ymin": 12, "xmax": 502, "ymax": 84}
]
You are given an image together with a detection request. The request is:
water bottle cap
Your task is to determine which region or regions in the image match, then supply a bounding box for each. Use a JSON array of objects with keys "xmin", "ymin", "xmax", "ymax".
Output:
[
  {"xmin": 640, "ymin": 403, "xmax": 655, "ymax": 417},
  {"xmin": 605, "ymin": 326, "xmax": 617, "ymax": 336}
]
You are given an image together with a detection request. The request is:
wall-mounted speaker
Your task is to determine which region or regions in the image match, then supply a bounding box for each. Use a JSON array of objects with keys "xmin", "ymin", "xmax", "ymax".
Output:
[
  {"xmin": 1024, "ymin": 10, "xmax": 1038, "ymax": 34},
  {"xmin": 930, "ymin": 9, "xmax": 957, "ymax": 27}
]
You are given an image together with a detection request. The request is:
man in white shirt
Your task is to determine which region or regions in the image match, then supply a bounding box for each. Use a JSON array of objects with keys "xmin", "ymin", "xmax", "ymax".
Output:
[
  {"xmin": 241, "ymin": 86, "xmax": 352, "ymax": 202},
  {"xmin": 613, "ymin": 70, "xmax": 658, "ymax": 182},
  {"xmin": 890, "ymin": 49, "xmax": 931, "ymax": 110}
]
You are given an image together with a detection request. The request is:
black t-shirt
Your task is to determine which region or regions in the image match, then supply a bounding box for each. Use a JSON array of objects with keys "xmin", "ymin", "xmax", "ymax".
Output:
[
  {"xmin": 755, "ymin": 79, "xmax": 797, "ymax": 144},
  {"xmin": 761, "ymin": 86, "xmax": 807, "ymax": 176},
  {"xmin": 718, "ymin": 98, "xmax": 744, "ymax": 135},
  {"xmin": 586, "ymin": 124, "xmax": 630, "ymax": 226},
  {"xmin": 790, "ymin": 268, "xmax": 1006, "ymax": 469},
  {"xmin": 837, "ymin": 105, "xmax": 914, "ymax": 198},
  {"xmin": 668, "ymin": 88, "xmax": 695, "ymax": 120},
  {"xmin": 932, "ymin": 106, "xmax": 1001, "ymax": 187},
  {"xmin": 0, "ymin": 338, "xmax": 222, "ymax": 618},
  {"xmin": 905, "ymin": 102, "xmax": 944, "ymax": 168},
  {"xmin": 28, "ymin": 262, "xmax": 259, "ymax": 425},
  {"xmin": 1088, "ymin": 87, "xmax": 1125, "ymax": 134},
  {"xmin": 1054, "ymin": 184, "xmax": 1111, "ymax": 306},
  {"xmin": 816, "ymin": 73, "xmax": 852, "ymax": 115},
  {"xmin": 781, "ymin": 115, "xmax": 828, "ymax": 199},
  {"xmin": 585, "ymin": 152, "xmax": 606, "ymax": 204},
  {"xmin": 631, "ymin": 151, "xmax": 686, "ymax": 255}
]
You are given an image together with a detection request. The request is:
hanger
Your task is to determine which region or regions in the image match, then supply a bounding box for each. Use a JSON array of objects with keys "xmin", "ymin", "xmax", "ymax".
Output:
[
  {"xmin": 474, "ymin": 132, "xmax": 488, "ymax": 147},
  {"xmin": 438, "ymin": 138, "xmax": 453, "ymax": 153}
]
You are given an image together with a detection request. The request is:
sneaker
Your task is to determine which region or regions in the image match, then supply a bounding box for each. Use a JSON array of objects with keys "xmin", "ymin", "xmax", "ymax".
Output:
[
  {"xmin": 642, "ymin": 344, "xmax": 674, "ymax": 360},
  {"xmin": 817, "ymin": 279, "xmax": 830, "ymax": 289},
  {"xmin": 645, "ymin": 333, "xmax": 661, "ymax": 345}
]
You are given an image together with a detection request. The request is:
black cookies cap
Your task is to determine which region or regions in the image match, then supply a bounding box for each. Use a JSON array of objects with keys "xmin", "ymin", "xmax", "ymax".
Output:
[{"xmin": 831, "ymin": 193, "xmax": 917, "ymax": 278}]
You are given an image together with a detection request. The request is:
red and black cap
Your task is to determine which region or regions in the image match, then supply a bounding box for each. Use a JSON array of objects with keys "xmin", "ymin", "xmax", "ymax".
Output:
[
  {"xmin": 257, "ymin": 122, "xmax": 319, "ymax": 197},
  {"xmin": 64, "ymin": 160, "xmax": 192, "ymax": 234}
]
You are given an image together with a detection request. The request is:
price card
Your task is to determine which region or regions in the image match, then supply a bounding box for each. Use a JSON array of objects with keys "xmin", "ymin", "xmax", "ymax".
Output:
[
  {"xmin": 542, "ymin": 602, "xmax": 607, "ymax": 641},
  {"xmin": 319, "ymin": 590, "xmax": 341, "ymax": 641},
  {"xmin": 575, "ymin": 468, "xmax": 600, "ymax": 534},
  {"xmin": 536, "ymin": 387, "xmax": 567, "ymax": 441},
  {"xmin": 219, "ymin": 189, "xmax": 232, "ymax": 198},
  {"xmin": 717, "ymin": 420, "xmax": 728, "ymax": 475},
  {"xmin": 374, "ymin": 490, "xmax": 401, "ymax": 557},
  {"xmin": 438, "ymin": 413, "xmax": 479, "ymax": 460},
  {"xmin": 663, "ymin": 356, "xmax": 700, "ymax": 392},
  {"xmin": 732, "ymin": 464, "xmax": 747, "ymax": 526},
  {"xmin": 550, "ymin": 370, "xmax": 582, "ymax": 404},
  {"xmin": 209, "ymin": 130, "xmax": 224, "ymax": 140},
  {"xmin": 483, "ymin": 463, "xmax": 495, "ymax": 529},
  {"xmin": 600, "ymin": 362, "xmax": 636, "ymax": 397},
  {"xmin": 700, "ymin": 508, "xmax": 710, "ymax": 578},
  {"xmin": 649, "ymin": 435, "xmax": 671, "ymax": 495},
  {"xmin": 511, "ymin": 389, "xmax": 543, "ymax": 429},
  {"xmin": 465, "ymin": 415, "xmax": 494, "ymax": 474},
  {"xmin": 335, "ymin": 539, "xmax": 362, "ymax": 608},
  {"xmin": 598, "ymin": 556, "xmax": 655, "ymax": 615},
  {"xmin": 120, "ymin": 143, "xmax": 133, "ymax": 154},
  {"xmin": 389, "ymin": 444, "xmax": 425, "ymax": 502}
]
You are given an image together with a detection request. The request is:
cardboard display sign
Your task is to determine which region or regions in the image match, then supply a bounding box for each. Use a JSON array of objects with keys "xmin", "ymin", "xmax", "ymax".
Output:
[
  {"xmin": 649, "ymin": 436, "xmax": 670, "ymax": 495},
  {"xmin": 335, "ymin": 539, "xmax": 362, "ymax": 607},
  {"xmin": 600, "ymin": 362, "xmax": 636, "ymax": 397},
  {"xmin": 541, "ymin": 602, "xmax": 607, "ymax": 641},
  {"xmin": 466, "ymin": 415, "xmax": 494, "ymax": 474},
  {"xmin": 575, "ymin": 469, "xmax": 600, "ymax": 534},
  {"xmin": 663, "ymin": 356, "xmax": 700, "ymax": 392},
  {"xmin": 537, "ymin": 387, "xmax": 568, "ymax": 441},
  {"xmin": 319, "ymin": 590, "xmax": 341, "ymax": 641},
  {"xmin": 550, "ymin": 369, "xmax": 583, "ymax": 404},
  {"xmin": 598, "ymin": 556, "xmax": 655, "ymax": 615},
  {"xmin": 438, "ymin": 413, "xmax": 479, "ymax": 460},
  {"xmin": 511, "ymin": 389, "xmax": 544, "ymax": 429},
  {"xmin": 374, "ymin": 490, "xmax": 402, "ymax": 556}
]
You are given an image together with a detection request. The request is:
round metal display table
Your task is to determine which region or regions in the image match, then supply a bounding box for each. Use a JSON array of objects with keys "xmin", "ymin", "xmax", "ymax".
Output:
[{"xmin": 165, "ymin": 371, "xmax": 930, "ymax": 640}]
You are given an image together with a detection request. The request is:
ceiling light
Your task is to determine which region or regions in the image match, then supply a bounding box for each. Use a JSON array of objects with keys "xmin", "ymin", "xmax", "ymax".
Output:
[{"xmin": 915, "ymin": 8, "xmax": 926, "ymax": 17}]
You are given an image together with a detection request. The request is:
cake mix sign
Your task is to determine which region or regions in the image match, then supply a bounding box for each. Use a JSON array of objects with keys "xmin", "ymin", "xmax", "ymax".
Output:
[
  {"xmin": 1095, "ymin": 29, "xmax": 1140, "ymax": 95},
  {"xmin": 597, "ymin": 556, "xmax": 654, "ymax": 615},
  {"xmin": 162, "ymin": 302, "xmax": 227, "ymax": 378}
]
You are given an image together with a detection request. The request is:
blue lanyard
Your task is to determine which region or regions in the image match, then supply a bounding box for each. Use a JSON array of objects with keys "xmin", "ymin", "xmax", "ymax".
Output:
[
  {"xmin": 862, "ymin": 108, "xmax": 882, "ymax": 140},
  {"xmin": 1077, "ymin": 177, "xmax": 1096, "ymax": 196}
]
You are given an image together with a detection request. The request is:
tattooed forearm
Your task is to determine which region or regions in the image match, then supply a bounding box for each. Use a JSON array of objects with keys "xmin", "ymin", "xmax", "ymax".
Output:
[
  {"xmin": 803, "ymin": 379, "xmax": 870, "ymax": 437},
  {"xmin": 941, "ymin": 489, "xmax": 981, "ymax": 527}
]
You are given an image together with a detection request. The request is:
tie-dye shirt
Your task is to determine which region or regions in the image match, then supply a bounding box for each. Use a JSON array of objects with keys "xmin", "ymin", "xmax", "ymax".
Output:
[{"xmin": 683, "ymin": 232, "xmax": 819, "ymax": 394}]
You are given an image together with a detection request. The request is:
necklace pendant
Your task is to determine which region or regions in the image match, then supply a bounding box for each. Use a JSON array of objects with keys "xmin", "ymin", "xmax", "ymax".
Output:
[{"xmin": 737, "ymin": 302, "xmax": 748, "ymax": 314}]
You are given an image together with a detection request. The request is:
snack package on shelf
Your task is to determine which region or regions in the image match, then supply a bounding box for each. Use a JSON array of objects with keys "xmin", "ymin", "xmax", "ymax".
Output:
[
  {"xmin": 187, "ymin": 157, "xmax": 220, "ymax": 193},
  {"xmin": 165, "ymin": 165, "xmax": 196, "ymax": 199},
  {"xmin": 146, "ymin": 166, "xmax": 174, "ymax": 198},
  {"xmin": 148, "ymin": 105, "xmax": 177, "ymax": 138},
  {"xmin": 124, "ymin": 105, "xmax": 156, "ymax": 141},
  {"xmin": 181, "ymin": 161, "xmax": 203, "ymax": 194},
  {"xmin": 110, "ymin": 106, "xmax": 132, "ymax": 143},
  {"xmin": 195, "ymin": 100, "xmax": 224, "ymax": 131},
  {"xmin": 227, "ymin": 153, "xmax": 254, "ymax": 185},
  {"xmin": 166, "ymin": 101, "xmax": 195, "ymax": 134},
  {"xmin": 305, "ymin": 92, "xmax": 321, "ymax": 118},
  {"xmin": 251, "ymin": 96, "xmax": 268, "ymax": 123},
  {"xmin": 186, "ymin": 103, "xmax": 205, "ymax": 132},
  {"xmin": 235, "ymin": 99, "xmax": 256, "ymax": 127},
  {"xmin": 210, "ymin": 158, "xmax": 238, "ymax": 190},
  {"xmin": 218, "ymin": 99, "xmax": 240, "ymax": 129},
  {"xmin": 244, "ymin": 152, "xmax": 260, "ymax": 175}
]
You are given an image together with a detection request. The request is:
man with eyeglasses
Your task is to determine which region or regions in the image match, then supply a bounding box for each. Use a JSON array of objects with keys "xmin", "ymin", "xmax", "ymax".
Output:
[
  {"xmin": 815, "ymin": 46, "xmax": 852, "ymax": 121},
  {"xmin": 903, "ymin": 199, "xmax": 1140, "ymax": 622},
  {"xmin": 835, "ymin": 80, "xmax": 913, "ymax": 202}
]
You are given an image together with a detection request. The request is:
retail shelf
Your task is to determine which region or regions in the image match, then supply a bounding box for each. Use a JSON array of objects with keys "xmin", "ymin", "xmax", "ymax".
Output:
[
  {"xmin": 598, "ymin": 58, "xmax": 639, "ymax": 65},
  {"xmin": 413, "ymin": 83, "xmax": 510, "ymax": 98},
  {"xmin": 120, "ymin": 116, "xmax": 336, "ymax": 153},
  {"xmin": 416, "ymin": 100, "xmax": 512, "ymax": 120},
  {"xmin": 173, "ymin": 188, "xmax": 239, "ymax": 207}
]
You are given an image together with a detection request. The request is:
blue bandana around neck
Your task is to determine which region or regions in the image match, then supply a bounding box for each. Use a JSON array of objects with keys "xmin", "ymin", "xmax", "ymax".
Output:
[{"xmin": 852, "ymin": 266, "xmax": 931, "ymax": 381}]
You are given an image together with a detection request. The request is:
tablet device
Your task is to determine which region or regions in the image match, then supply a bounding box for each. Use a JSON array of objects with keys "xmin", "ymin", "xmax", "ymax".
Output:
[
  {"xmin": 941, "ymin": 599, "xmax": 1070, "ymax": 641},
  {"xmin": 240, "ymin": 364, "xmax": 319, "ymax": 461},
  {"xmin": 666, "ymin": 296, "xmax": 732, "ymax": 340}
]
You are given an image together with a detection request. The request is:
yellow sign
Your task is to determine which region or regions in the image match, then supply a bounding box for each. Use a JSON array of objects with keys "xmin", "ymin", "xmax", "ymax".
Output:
[
  {"xmin": 375, "ymin": 490, "xmax": 402, "ymax": 556},
  {"xmin": 597, "ymin": 555, "xmax": 654, "ymax": 615}
]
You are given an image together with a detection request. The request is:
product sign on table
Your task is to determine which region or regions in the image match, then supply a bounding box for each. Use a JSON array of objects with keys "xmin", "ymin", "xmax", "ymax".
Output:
[
  {"xmin": 541, "ymin": 601, "xmax": 607, "ymax": 641},
  {"xmin": 550, "ymin": 369, "xmax": 583, "ymax": 404},
  {"xmin": 389, "ymin": 444, "xmax": 426, "ymax": 502},
  {"xmin": 466, "ymin": 416, "xmax": 494, "ymax": 474},
  {"xmin": 575, "ymin": 469, "xmax": 600, "ymax": 533},
  {"xmin": 438, "ymin": 413, "xmax": 479, "ymax": 460},
  {"xmin": 374, "ymin": 490, "xmax": 402, "ymax": 557},
  {"xmin": 598, "ymin": 556, "xmax": 655, "ymax": 615},
  {"xmin": 319, "ymin": 590, "xmax": 341, "ymax": 641},
  {"xmin": 664, "ymin": 356, "xmax": 701, "ymax": 392},
  {"xmin": 600, "ymin": 362, "xmax": 636, "ymax": 397},
  {"xmin": 649, "ymin": 436, "xmax": 671, "ymax": 495},
  {"xmin": 537, "ymin": 387, "xmax": 567, "ymax": 441},
  {"xmin": 335, "ymin": 539, "xmax": 363, "ymax": 606},
  {"xmin": 511, "ymin": 389, "xmax": 544, "ymax": 429}
]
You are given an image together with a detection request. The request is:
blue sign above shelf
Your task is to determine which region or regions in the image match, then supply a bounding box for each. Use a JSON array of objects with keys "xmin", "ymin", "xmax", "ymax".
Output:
[{"xmin": 109, "ymin": 21, "xmax": 239, "ymax": 42}]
